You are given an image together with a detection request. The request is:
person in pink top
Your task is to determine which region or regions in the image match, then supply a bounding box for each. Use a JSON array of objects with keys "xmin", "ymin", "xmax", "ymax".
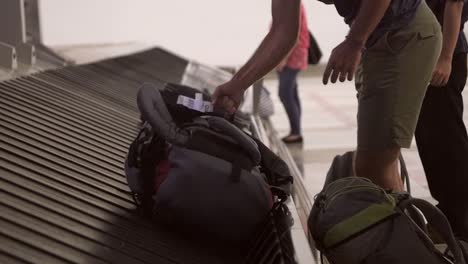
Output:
[{"xmin": 276, "ymin": 4, "xmax": 309, "ymax": 143}]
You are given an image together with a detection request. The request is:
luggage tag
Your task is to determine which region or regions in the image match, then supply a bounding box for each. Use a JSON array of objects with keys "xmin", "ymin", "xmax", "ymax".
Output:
[
  {"xmin": 177, "ymin": 93, "xmax": 214, "ymax": 113},
  {"xmin": 177, "ymin": 93, "xmax": 235, "ymax": 121}
]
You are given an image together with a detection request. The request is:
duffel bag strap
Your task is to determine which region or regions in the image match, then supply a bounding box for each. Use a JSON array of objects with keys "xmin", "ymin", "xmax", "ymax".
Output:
[
  {"xmin": 399, "ymin": 153, "xmax": 411, "ymax": 194},
  {"xmin": 399, "ymin": 197, "xmax": 466, "ymax": 264}
]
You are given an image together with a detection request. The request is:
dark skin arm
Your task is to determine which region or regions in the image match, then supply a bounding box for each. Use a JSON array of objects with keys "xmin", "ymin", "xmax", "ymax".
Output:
[
  {"xmin": 212, "ymin": 0, "xmax": 301, "ymax": 113},
  {"xmin": 431, "ymin": 0, "xmax": 464, "ymax": 87},
  {"xmin": 323, "ymin": 0, "xmax": 391, "ymax": 85}
]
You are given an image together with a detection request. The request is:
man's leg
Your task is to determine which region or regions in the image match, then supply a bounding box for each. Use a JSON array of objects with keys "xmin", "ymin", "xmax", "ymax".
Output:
[
  {"xmin": 415, "ymin": 53, "xmax": 468, "ymax": 238},
  {"xmin": 278, "ymin": 67, "xmax": 301, "ymax": 135},
  {"xmin": 355, "ymin": 148, "xmax": 403, "ymax": 191},
  {"xmin": 355, "ymin": 1, "xmax": 441, "ymax": 190}
]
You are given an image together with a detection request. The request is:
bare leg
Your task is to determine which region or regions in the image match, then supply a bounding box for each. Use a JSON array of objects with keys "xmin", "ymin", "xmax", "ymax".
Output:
[{"xmin": 355, "ymin": 148, "xmax": 403, "ymax": 191}]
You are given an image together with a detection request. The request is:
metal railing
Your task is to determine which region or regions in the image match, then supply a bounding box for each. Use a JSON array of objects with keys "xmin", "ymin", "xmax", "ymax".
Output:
[{"xmin": 250, "ymin": 79, "xmax": 318, "ymax": 263}]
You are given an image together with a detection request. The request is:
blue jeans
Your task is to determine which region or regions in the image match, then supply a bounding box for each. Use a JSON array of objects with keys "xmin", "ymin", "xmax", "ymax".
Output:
[{"xmin": 278, "ymin": 67, "xmax": 301, "ymax": 135}]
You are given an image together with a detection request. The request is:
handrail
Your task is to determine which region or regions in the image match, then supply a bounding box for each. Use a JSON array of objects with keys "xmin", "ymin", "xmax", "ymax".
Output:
[
  {"xmin": 250, "ymin": 79, "xmax": 317, "ymax": 262},
  {"xmin": 250, "ymin": 79, "xmax": 314, "ymax": 222}
]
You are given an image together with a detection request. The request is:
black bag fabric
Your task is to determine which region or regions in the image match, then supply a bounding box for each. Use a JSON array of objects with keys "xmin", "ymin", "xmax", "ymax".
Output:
[
  {"xmin": 308, "ymin": 31, "xmax": 323, "ymax": 65},
  {"xmin": 125, "ymin": 82, "xmax": 293, "ymax": 246}
]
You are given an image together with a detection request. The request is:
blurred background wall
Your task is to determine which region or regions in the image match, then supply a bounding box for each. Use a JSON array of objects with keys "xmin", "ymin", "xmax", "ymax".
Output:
[{"xmin": 39, "ymin": 0, "xmax": 348, "ymax": 66}]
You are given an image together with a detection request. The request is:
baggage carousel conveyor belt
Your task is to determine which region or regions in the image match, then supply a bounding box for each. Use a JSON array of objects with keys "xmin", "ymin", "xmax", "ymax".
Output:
[{"xmin": 0, "ymin": 47, "xmax": 310, "ymax": 264}]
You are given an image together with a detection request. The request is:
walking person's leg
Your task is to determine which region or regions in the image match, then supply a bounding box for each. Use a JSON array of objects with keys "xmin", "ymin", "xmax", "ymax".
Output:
[
  {"xmin": 293, "ymin": 78, "xmax": 302, "ymax": 119},
  {"xmin": 278, "ymin": 67, "xmax": 302, "ymax": 143},
  {"xmin": 355, "ymin": 1, "xmax": 442, "ymax": 191},
  {"xmin": 416, "ymin": 52, "xmax": 468, "ymax": 239}
]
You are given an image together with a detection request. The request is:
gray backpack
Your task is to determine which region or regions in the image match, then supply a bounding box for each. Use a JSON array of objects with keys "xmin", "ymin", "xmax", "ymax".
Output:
[
  {"xmin": 308, "ymin": 152, "xmax": 468, "ymax": 264},
  {"xmin": 125, "ymin": 82, "xmax": 292, "ymax": 246}
]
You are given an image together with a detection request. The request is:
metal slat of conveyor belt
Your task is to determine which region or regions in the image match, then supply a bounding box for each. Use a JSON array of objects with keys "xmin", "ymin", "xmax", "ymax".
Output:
[
  {"xmin": 0, "ymin": 114, "xmax": 124, "ymax": 177},
  {"xmin": 0, "ymin": 107, "xmax": 124, "ymax": 168},
  {"xmin": 0, "ymin": 100, "xmax": 126, "ymax": 162},
  {"xmin": 10, "ymin": 77, "xmax": 138, "ymax": 132},
  {"xmin": 0, "ymin": 82, "xmax": 136, "ymax": 145},
  {"xmin": 0, "ymin": 47, "xmax": 249, "ymax": 264},
  {"xmin": 0, "ymin": 89, "xmax": 132, "ymax": 152},
  {"xmin": 31, "ymin": 72, "xmax": 140, "ymax": 118}
]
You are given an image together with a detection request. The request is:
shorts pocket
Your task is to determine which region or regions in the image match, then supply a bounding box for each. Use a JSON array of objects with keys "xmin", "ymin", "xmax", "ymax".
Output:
[
  {"xmin": 417, "ymin": 24, "xmax": 437, "ymax": 40},
  {"xmin": 385, "ymin": 30, "xmax": 417, "ymax": 54}
]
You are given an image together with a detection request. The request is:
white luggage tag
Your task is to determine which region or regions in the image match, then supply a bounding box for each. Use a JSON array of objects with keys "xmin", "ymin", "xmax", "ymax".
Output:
[{"xmin": 177, "ymin": 93, "xmax": 214, "ymax": 113}]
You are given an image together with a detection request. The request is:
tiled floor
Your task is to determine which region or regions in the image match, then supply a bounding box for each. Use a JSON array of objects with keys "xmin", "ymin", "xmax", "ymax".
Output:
[{"xmin": 264, "ymin": 73, "xmax": 452, "ymax": 204}]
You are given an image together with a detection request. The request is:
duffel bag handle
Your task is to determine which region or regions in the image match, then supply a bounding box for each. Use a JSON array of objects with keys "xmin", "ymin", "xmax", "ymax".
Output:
[
  {"xmin": 137, "ymin": 82, "xmax": 190, "ymax": 145},
  {"xmin": 205, "ymin": 116, "xmax": 261, "ymax": 165},
  {"xmin": 323, "ymin": 152, "xmax": 411, "ymax": 193},
  {"xmin": 399, "ymin": 198, "xmax": 466, "ymax": 264},
  {"xmin": 399, "ymin": 153, "xmax": 411, "ymax": 194}
]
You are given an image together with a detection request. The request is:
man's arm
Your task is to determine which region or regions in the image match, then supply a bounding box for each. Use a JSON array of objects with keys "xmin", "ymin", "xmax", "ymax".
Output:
[
  {"xmin": 347, "ymin": 0, "xmax": 392, "ymax": 47},
  {"xmin": 231, "ymin": 0, "xmax": 301, "ymax": 90},
  {"xmin": 323, "ymin": 0, "xmax": 391, "ymax": 84},
  {"xmin": 431, "ymin": 0, "xmax": 464, "ymax": 86},
  {"xmin": 213, "ymin": 0, "xmax": 301, "ymax": 112}
]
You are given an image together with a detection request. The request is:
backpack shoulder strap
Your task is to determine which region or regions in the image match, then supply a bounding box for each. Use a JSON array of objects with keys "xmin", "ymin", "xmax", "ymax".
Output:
[{"xmin": 399, "ymin": 197, "xmax": 466, "ymax": 264}]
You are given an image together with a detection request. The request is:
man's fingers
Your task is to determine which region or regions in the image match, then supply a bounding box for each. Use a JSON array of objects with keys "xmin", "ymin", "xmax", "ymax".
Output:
[
  {"xmin": 441, "ymin": 76, "xmax": 449, "ymax": 87},
  {"xmin": 323, "ymin": 62, "xmax": 333, "ymax": 85},
  {"xmin": 347, "ymin": 68, "xmax": 355, "ymax": 81},
  {"xmin": 213, "ymin": 95, "xmax": 223, "ymax": 106},
  {"xmin": 340, "ymin": 65, "xmax": 355, "ymax": 82},
  {"xmin": 433, "ymin": 74, "xmax": 444, "ymax": 87},
  {"xmin": 224, "ymin": 97, "xmax": 233, "ymax": 108},
  {"xmin": 224, "ymin": 97, "xmax": 236, "ymax": 114},
  {"xmin": 228, "ymin": 105, "xmax": 236, "ymax": 114},
  {"xmin": 431, "ymin": 72, "xmax": 440, "ymax": 86},
  {"xmin": 330, "ymin": 67, "xmax": 341, "ymax": 83},
  {"xmin": 339, "ymin": 70, "xmax": 347, "ymax": 82},
  {"xmin": 212, "ymin": 89, "xmax": 222, "ymax": 104},
  {"xmin": 436, "ymin": 73, "xmax": 445, "ymax": 86}
]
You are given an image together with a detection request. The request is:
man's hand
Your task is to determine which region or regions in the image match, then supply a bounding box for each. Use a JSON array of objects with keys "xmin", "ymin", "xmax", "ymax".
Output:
[
  {"xmin": 429, "ymin": 0, "xmax": 464, "ymax": 87},
  {"xmin": 322, "ymin": 0, "xmax": 391, "ymax": 85},
  {"xmin": 323, "ymin": 39, "xmax": 363, "ymax": 85},
  {"xmin": 212, "ymin": 81, "xmax": 245, "ymax": 114},
  {"xmin": 431, "ymin": 58, "xmax": 452, "ymax": 87}
]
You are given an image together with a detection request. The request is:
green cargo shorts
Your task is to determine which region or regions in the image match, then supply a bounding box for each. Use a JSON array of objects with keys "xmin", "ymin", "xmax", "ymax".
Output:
[{"xmin": 355, "ymin": 1, "xmax": 442, "ymax": 150}]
